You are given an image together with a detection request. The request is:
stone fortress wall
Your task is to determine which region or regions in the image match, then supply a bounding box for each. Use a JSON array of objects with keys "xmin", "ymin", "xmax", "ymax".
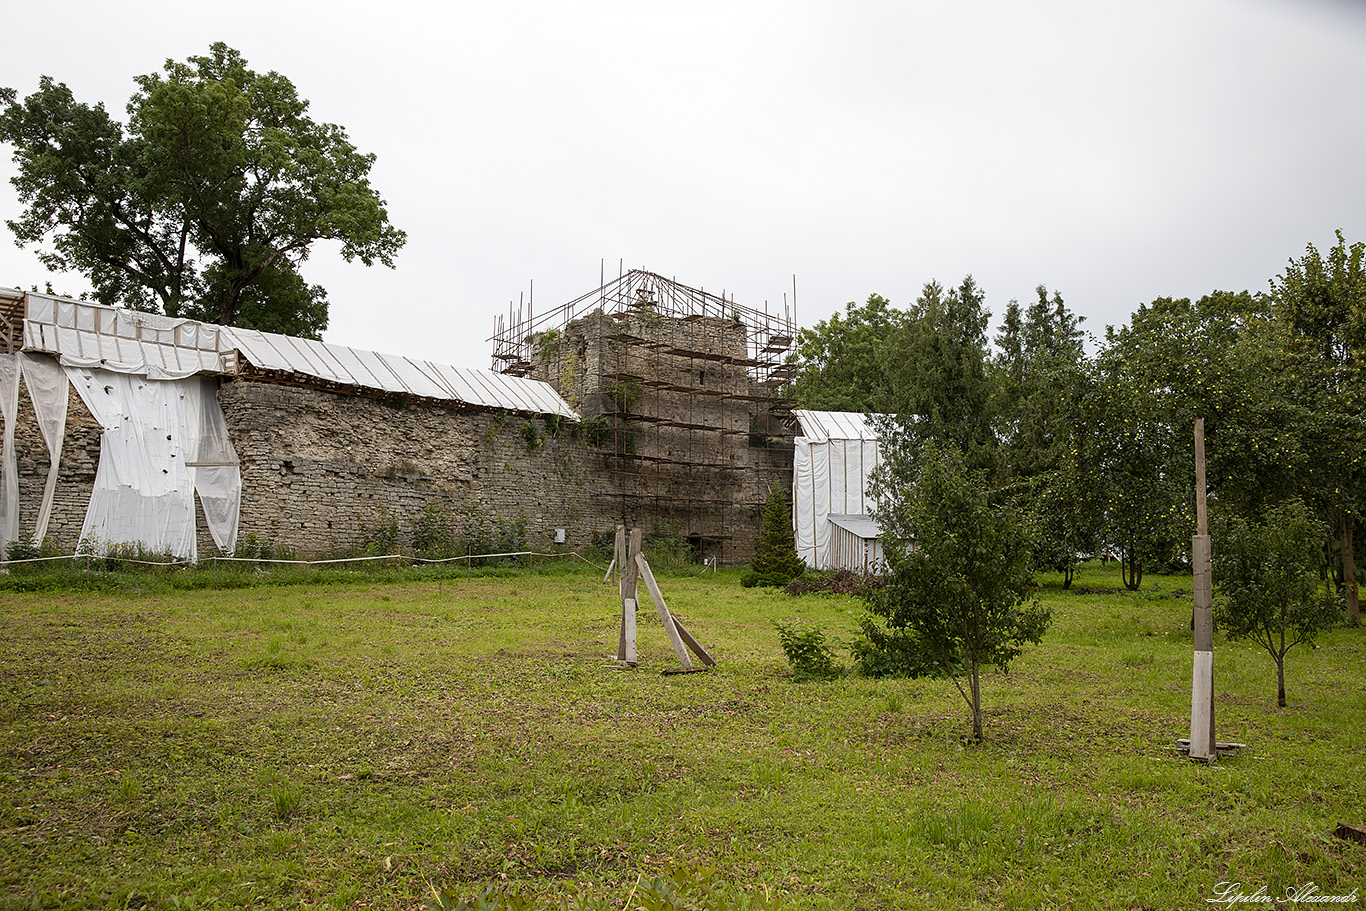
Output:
[{"xmin": 7, "ymin": 290, "xmax": 794, "ymax": 565}]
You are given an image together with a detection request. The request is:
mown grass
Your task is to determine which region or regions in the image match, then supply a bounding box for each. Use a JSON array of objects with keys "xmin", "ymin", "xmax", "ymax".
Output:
[{"xmin": 0, "ymin": 561, "xmax": 1362, "ymax": 909}]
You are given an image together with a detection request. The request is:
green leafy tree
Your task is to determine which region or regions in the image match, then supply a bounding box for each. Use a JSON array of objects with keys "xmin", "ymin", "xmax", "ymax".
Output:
[
  {"xmin": 792, "ymin": 293, "xmax": 910, "ymax": 412},
  {"xmin": 1213, "ymin": 500, "xmax": 1342, "ymax": 707},
  {"xmin": 746, "ymin": 480, "xmax": 806, "ymax": 587},
  {"xmin": 0, "ymin": 42, "xmax": 406, "ymax": 337},
  {"xmin": 993, "ymin": 286, "xmax": 1097, "ymax": 586},
  {"xmin": 1270, "ymin": 231, "xmax": 1366, "ymax": 624},
  {"xmin": 866, "ymin": 441, "xmax": 1049, "ymax": 741}
]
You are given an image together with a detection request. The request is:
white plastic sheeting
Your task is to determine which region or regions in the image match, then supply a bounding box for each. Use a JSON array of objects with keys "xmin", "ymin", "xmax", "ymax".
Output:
[
  {"xmin": 19, "ymin": 353, "xmax": 69, "ymax": 544},
  {"xmin": 791, "ymin": 410, "xmax": 883, "ymax": 570},
  {"xmin": 185, "ymin": 377, "xmax": 240, "ymax": 554},
  {"xmin": 0, "ymin": 354, "xmax": 19, "ymax": 552},
  {"xmin": 66, "ymin": 367, "xmax": 240, "ymax": 560}
]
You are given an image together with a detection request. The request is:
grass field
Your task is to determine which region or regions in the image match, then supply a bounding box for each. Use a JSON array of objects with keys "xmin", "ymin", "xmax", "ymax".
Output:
[{"xmin": 1, "ymin": 561, "xmax": 1363, "ymax": 909}]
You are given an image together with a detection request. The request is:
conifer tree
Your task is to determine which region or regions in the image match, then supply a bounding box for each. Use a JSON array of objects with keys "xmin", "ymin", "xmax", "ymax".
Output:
[{"xmin": 748, "ymin": 480, "xmax": 806, "ymax": 587}]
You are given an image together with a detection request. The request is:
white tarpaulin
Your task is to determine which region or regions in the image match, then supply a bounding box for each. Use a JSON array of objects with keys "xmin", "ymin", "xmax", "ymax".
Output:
[
  {"xmin": 67, "ymin": 367, "xmax": 198, "ymax": 558},
  {"xmin": 792, "ymin": 410, "xmax": 883, "ymax": 569},
  {"xmin": 186, "ymin": 377, "xmax": 240, "ymax": 554},
  {"xmin": 18, "ymin": 353, "xmax": 69, "ymax": 544},
  {"xmin": 65, "ymin": 367, "xmax": 244, "ymax": 560},
  {"xmin": 0, "ymin": 354, "xmax": 19, "ymax": 552}
]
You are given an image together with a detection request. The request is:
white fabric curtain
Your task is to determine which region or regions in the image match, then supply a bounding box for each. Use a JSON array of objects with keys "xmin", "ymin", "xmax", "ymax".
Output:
[
  {"xmin": 0, "ymin": 354, "xmax": 19, "ymax": 552},
  {"xmin": 66, "ymin": 367, "xmax": 200, "ymax": 559},
  {"xmin": 186, "ymin": 377, "xmax": 240, "ymax": 554},
  {"xmin": 19, "ymin": 353, "xmax": 69, "ymax": 544}
]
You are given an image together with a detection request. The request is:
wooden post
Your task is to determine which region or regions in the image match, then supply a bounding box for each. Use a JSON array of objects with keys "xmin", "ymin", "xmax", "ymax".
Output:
[
  {"xmin": 616, "ymin": 527, "xmax": 641, "ymax": 666},
  {"xmin": 1190, "ymin": 418, "xmax": 1216, "ymax": 760}
]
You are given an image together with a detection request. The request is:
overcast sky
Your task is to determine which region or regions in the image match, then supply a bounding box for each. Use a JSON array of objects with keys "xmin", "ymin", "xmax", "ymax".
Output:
[{"xmin": 3, "ymin": 0, "xmax": 1364, "ymax": 369}]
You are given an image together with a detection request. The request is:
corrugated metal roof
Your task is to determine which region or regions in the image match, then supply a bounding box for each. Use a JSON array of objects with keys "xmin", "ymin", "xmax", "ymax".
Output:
[
  {"xmin": 793, "ymin": 409, "xmax": 882, "ymax": 443},
  {"xmin": 20, "ymin": 293, "xmax": 576, "ymax": 418},
  {"xmin": 828, "ymin": 513, "xmax": 882, "ymax": 539}
]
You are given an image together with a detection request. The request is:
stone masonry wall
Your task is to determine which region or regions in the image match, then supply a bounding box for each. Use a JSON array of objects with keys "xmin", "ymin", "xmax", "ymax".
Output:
[
  {"xmin": 8, "ymin": 374, "xmax": 602, "ymax": 559},
  {"xmin": 219, "ymin": 380, "xmax": 600, "ymax": 556},
  {"xmin": 7, "ymin": 310, "xmax": 790, "ymax": 565}
]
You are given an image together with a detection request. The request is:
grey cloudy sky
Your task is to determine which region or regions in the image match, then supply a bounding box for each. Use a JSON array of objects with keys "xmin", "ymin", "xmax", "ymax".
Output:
[{"xmin": 3, "ymin": 0, "xmax": 1364, "ymax": 369}]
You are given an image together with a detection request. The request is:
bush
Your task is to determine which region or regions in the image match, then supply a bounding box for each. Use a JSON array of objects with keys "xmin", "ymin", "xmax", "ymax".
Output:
[
  {"xmin": 412, "ymin": 504, "xmax": 456, "ymax": 559},
  {"xmin": 785, "ymin": 569, "xmax": 883, "ymax": 598},
  {"xmin": 851, "ymin": 615, "xmax": 956, "ymax": 679},
  {"xmin": 774, "ymin": 619, "xmax": 843, "ymax": 681}
]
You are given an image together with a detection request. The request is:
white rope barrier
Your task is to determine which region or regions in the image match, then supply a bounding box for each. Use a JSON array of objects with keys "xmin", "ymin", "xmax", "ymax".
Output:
[{"xmin": 1, "ymin": 548, "xmax": 592, "ymax": 570}]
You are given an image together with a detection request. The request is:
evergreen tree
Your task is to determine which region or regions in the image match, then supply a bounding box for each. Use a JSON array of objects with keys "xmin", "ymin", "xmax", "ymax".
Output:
[{"xmin": 747, "ymin": 480, "xmax": 806, "ymax": 587}]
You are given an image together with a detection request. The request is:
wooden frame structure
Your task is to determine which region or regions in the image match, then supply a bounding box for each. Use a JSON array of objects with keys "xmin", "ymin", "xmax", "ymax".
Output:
[{"xmin": 610, "ymin": 525, "xmax": 715, "ymax": 672}]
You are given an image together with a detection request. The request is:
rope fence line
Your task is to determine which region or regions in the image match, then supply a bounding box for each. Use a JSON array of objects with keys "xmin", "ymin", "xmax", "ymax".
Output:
[{"xmin": 1, "ymin": 547, "xmax": 622, "ymax": 572}]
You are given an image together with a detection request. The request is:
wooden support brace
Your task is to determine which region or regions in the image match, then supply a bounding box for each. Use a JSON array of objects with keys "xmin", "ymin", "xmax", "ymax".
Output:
[
  {"xmin": 634, "ymin": 553, "xmax": 693, "ymax": 670},
  {"xmin": 602, "ymin": 557, "xmax": 616, "ymax": 584},
  {"xmin": 670, "ymin": 614, "xmax": 716, "ymax": 667}
]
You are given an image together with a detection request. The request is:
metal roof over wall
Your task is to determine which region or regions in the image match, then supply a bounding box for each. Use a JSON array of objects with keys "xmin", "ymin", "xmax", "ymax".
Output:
[{"xmin": 19, "ymin": 293, "xmax": 576, "ymax": 418}]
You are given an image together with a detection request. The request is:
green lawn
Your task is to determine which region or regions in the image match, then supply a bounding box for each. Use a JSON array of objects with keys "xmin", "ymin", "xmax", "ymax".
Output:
[{"xmin": 1, "ymin": 562, "xmax": 1362, "ymax": 909}]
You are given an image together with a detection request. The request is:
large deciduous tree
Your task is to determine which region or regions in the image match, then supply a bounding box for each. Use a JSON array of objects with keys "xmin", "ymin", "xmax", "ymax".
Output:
[
  {"xmin": 1270, "ymin": 231, "xmax": 1366, "ymax": 625},
  {"xmin": 792, "ymin": 293, "xmax": 910, "ymax": 412},
  {"xmin": 0, "ymin": 43, "xmax": 406, "ymax": 338}
]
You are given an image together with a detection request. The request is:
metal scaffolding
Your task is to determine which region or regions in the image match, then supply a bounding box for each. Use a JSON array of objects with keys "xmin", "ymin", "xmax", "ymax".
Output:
[{"xmin": 488, "ymin": 269, "xmax": 797, "ymax": 564}]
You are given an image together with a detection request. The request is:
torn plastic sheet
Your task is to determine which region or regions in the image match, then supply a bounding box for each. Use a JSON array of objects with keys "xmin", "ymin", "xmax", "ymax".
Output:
[
  {"xmin": 18, "ymin": 353, "xmax": 69, "ymax": 544},
  {"xmin": 65, "ymin": 368, "xmax": 240, "ymax": 560},
  {"xmin": 67, "ymin": 367, "xmax": 198, "ymax": 559},
  {"xmin": 186, "ymin": 377, "xmax": 240, "ymax": 554},
  {"xmin": 0, "ymin": 354, "xmax": 19, "ymax": 552}
]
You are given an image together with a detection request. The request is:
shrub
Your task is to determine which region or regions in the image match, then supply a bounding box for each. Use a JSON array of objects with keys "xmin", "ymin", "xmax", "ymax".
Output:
[
  {"xmin": 412, "ymin": 504, "xmax": 456, "ymax": 559},
  {"xmin": 774, "ymin": 619, "xmax": 843, "ymax": 681}
]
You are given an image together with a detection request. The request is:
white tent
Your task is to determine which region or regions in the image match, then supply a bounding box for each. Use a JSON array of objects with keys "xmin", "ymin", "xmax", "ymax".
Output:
[{"xmin": 791, "ymin": 410, "xmax": 883, "ymax": 570}]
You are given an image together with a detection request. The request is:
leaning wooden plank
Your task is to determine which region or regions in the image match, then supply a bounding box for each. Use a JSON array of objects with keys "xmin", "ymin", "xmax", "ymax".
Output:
[
  {"xmin": 635, "ymin": 553, "xmax": 692, "ymax": 669},
  {"xmin": 602, "ymin": 557, "xmax": 617, "ymax": 585},
  {"xmin": 670, "ymin": 614, "xmax": 716, "ymax": 667}
]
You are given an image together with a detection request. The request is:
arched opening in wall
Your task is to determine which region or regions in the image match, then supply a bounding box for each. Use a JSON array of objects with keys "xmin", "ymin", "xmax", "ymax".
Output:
[{"xmin": 688, "ymin": 534, "xmax": 723, "ymax": 566}]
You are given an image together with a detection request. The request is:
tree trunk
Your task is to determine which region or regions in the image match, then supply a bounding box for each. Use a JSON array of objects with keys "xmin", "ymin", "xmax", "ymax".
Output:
[
  {"xmin": 1121, "ymin": 549, "xmax": 1142, "ymax": 591},
  {"xmin": 969, "ymin": 650, "xmax": 982, "ymax": 742},
  {"xmin": 1062, "ymin": 564, "xmax": 1074, "ymax": 589},
  {"xmin": 1343, "ymin": 516, "xmax": 1359, "ymax": 625},
  {"xmin": 1276, "ymin": 655, "xmax": 1286, "ymax": 708}
]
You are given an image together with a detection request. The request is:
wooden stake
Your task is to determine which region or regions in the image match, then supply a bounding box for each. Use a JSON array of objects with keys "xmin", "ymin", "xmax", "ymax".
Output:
[
  {"xmin": 616, "ymin": 528, "xmax": 642, "ymax": 666},
  {"xmin": 670, "ymin": 614, "xmax": 716, "ymax": 667}
]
